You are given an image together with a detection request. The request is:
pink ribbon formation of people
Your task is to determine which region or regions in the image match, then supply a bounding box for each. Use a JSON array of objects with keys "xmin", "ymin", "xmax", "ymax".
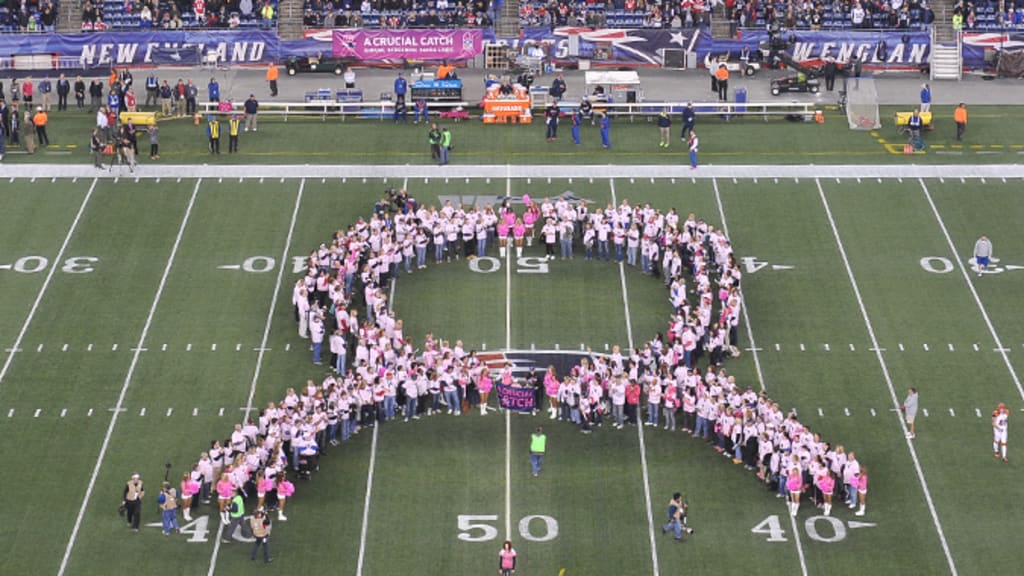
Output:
[{"xmin": 180, "ymin": 188, "xmax": 869, "ymax": 529}]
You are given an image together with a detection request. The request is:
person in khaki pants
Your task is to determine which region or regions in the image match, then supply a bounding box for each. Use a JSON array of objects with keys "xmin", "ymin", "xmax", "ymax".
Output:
[{"xmin": 249, "ymin": 508, "xmax": 273, "ymax": 563}]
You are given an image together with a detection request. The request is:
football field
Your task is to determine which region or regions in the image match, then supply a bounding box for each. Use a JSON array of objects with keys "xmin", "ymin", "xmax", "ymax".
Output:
[{"xmin": 0, "ymin": 165, "xmax": 1022, "ymax": 576}]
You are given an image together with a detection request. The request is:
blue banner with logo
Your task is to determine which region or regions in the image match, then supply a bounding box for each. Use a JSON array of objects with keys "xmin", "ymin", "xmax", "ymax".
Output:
[
  {"xmin": 729, "ymin": 30, "xmax": 930, "ymax": 68},
  {"xmin": 962, "ymin": 32, "xmax": 1024, "ymax": 69},
  {"xmin": 0, "ymin": 30, "xmax": 278, "ymax": 69}
]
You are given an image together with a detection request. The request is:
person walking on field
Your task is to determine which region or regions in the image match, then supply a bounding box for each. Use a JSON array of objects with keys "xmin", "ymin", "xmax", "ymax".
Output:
[
  {"xmin": 993, "ymin": 403, "xmax": 1009, "ymax": 462},
  {"xmin": 660, "ymin": 492, "xmax": 693, "ymax": 541},
  {"xmin": 657, "ymin": 109, "xmax": 671, "ymax": 147},
  {"xmin": 974, "ymin": 235, "xmax": 992, "ymax": 276},
  {"xmin": 158, "ymin": 481, "xmax": 180, "ymax": 536},
  {"xmin": 902, "ymin": 387, "xmax": 918, "ymax": 439},
  {"xmin": 530, "ymin": 427, "xmax": 546, "ymax": 477},
  {"xmin": 250, "ymin": 508, "xmax": 273, "ymax": 563},
  {"xmin": 954, "ymin": 103, "xmax": 967, "ymax": 142},
  {"xmin": 498, "ymin": 540, "xmax": 517, "ymax": 575},
  {"xmin": 222, "ymin": 489, "xmax": 245, "ymax": 542},
  {"xmin": 122, "ymin": 473, "xmax": 145, "ymax": 532},
  {"xmin": 688, "ymin": 130, "xmax": 699, "ymax": 169}
]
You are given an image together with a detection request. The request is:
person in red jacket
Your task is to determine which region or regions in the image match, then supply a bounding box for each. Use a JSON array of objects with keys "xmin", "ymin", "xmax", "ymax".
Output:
[{"xmin": 626, "ymin": 378, "xmax": 641, "ymax": 425}]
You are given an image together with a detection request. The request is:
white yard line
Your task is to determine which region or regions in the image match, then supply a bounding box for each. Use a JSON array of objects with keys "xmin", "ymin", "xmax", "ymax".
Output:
[
  {"xmin": 610, "ymin": 179, "xmax": 659, "ymax": 576},
  {"xmin": 712, "ymin": 178, "xmax": 806, "ymax": 576},
  {"xmin": 918, "ymin": 178, "xmax": 1024, "ymax": 401},
  {"xmin": 711, "ymin": 178, "xmax": 767, "ymax": 393},
  {"xmin": 0, "ymin": 178, "xmax": 97, "ymax": 394},
  {"xmin": 816, "ymin": 178, "xmax": 958, "ymax": 576},
  {"xmin": 58, "ymin": 178, "xmax": 203, "ymax": 576},
  {"xmin": 504, "ymin": 170, "xmax": 513, "ymax": 541},
  {"xmin": 355, "ymin": 177, "xmax": 407, "ymax": 576},
  {"xmin": 240, "ymin": 178, "xmax": 306, "ymax": 420},
  {"xmin": 206, "ymin": 179, "xmax": 305, "ymax": 576}
]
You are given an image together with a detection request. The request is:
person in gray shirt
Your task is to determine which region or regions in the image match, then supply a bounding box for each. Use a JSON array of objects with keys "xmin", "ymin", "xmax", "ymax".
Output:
[
  {"xmin": 974, "ymin": 235, "xmax": 993, "ymax": 277},
  {"xmin": 902, "ymin": 388, "xmax": 919, "ymax": 439}
]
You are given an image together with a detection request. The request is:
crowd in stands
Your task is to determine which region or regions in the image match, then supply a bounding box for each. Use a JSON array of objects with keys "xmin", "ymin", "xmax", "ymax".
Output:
[
  {"xmin": 301, "ymin": 0, "xmax": 492, "ymax": 28},
  {"xmin": 0, "ymin": 0, "xmax": 59, "ymax": 32},
  {"xmin": 953, "ymin": 0, "xmax": 1024, "ymax": 30},
  {"xmin": 80, "ymin": 0, "xmax": 276, "ymax": 30},
  {"xmin": 195, "ymin": 189, "xmax": 871, "ymax": 523}
]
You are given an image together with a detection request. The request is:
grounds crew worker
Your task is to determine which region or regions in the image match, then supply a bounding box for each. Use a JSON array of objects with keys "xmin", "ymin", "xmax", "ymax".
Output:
[
  {"xmin": 715, "ymin": 64, "xmax": 729, "ymax": 101},
  {"xmin": 207, "ymin": 115, "xmax": 221, "ymax": 154},
  {"xmin": 123, "ymin": 473, "xmax": 145, "ymax": 532},
  {"xmin": 954, "ymin": 103, "xmax": 967, "ymax": 142},
  {"xmin": 228, "ymin": 114, "xmax": 240, "ymax": 153}
]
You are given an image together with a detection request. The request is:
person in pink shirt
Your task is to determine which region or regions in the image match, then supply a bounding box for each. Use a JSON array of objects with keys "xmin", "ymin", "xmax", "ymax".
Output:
[
  {"xmin": 817, "ymin": 471, "xmax": 835, "ymax": 516},
  {"xmin": 478, "ymin": 370, "xmax": 493, "ymax": 415},
  {"xmin": 786, "ymin": 468, "xmax": 803, "ymax": 517},
  {"xmin": 180, "ymin": 472, "xmax": 199, "ymax": 522},
  {"xmin": 855, "ymin": 467, "xmax": 868, "ymax": 516},
  {"xmin": 523, "ymin": 202, "xmax": 539, "ymax": 246},
  {"xmin": 276, "ymin": 474, "xmax": 295, "ymax": 521},
  {"xmin": 544, "ymin": 366, "xmax": 561, "ymax": 419},
  {"xmin": 22, "ymin": 78, "xmax": 34, "ymax": 105},
  {"xmin": 512, "ymin": 218, "xmax": 526, "ymax": 258},
  {"xmin": 497, "ymin": 214, "xmax": 511, "ymax": 258},
  {"xmin": 256, "ymin": 470, "xmax": 274, "ymax": 511},
  {"xmin": 216, "ymin": 473, "xmax": 235, "ymax": 525},
  {"xmin": 498, "ymin": 540, "xmax": 517, "ymax": 575}
]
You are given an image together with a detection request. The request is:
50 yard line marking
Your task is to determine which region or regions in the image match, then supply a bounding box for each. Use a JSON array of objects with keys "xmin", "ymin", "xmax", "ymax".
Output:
[
  {"xmin": 713, "ymin": 178, "xmax": 806, "ymax": 576},
  {"xmin": 504, "ymin": 170, "xmax": 512, "ymax": 542},
  {"xmin": 918, "ymin": 179, "xmax": 1024, "ymax": 401},
  {"xmin": 816, "ymin": 178, "xmax": 958, "ymax": 576},
  {"xmin": 207, "ymin": 178, "xmax": 306, "ymax": 576},
  {"xmin": 356, "ymin": 177, "xmax": 405, "ymax": 576},
  {"xmin": 58, "ymin": 178, "xmax": 203, "ymax": 576},
  {"xmin": 610, "ymin": 179, "xmax": 659, "ymax": 576},
  {"xmin": 0, "ymin": 179, "xmax": 97, "ymax": 396}
]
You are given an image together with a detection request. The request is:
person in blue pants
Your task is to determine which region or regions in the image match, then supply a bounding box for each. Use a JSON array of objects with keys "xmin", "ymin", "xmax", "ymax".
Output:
[
  {"xmin": 571, "ymin": 109, "xmax": 582, "ymax": 145},
  {"xmin": 599, "ymin": 113, "xmax": 610, "ymax": 148}
]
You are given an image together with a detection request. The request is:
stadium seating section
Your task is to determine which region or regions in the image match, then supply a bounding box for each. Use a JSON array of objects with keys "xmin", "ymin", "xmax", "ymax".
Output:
[
  {"xmin": 78, "ymin": 0, "xmax": 277, "ymax": 30},
  {"xmin": 0, "ymin": 1, "xmax": 59, "ymax": 33},
  {"xmin": 301, "ymin": 0, "xmax": 492, "ymax": 28}
]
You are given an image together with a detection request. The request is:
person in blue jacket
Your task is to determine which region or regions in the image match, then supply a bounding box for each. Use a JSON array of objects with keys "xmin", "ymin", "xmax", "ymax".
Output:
[
  {"xmin": 919, "ymin": 83, "xmax": 931, "ymax": 114},
  {"xmin": 208, "ymin": 77, "xmax": 220, "ymax": 103},
  {"xmin": 599, "ymin": 113, "xmax": 610, "ymax": 148}
]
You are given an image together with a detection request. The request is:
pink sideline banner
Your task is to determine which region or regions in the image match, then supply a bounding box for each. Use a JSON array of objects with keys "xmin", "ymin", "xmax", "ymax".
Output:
[{"xmin": 331, "ymin": 29, "xmax": 482, "ymax": 61}]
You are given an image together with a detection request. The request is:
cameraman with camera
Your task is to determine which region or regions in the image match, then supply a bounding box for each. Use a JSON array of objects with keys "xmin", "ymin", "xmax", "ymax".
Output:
[{"xmin": 250, "ymin": 508, "xmax": 273, "ymax": 563}]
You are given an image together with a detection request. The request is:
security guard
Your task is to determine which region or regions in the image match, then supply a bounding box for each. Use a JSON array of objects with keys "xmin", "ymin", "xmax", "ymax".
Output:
[
  {"xmin": 207, "ymin": 116, "xmax": 220, "ymax": 154},
  {"xmin": 228, "ymin": 114, "xmax": 240, "ymax": 153}
]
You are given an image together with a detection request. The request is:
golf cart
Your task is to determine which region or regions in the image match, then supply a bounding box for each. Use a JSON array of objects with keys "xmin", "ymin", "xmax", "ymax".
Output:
[
  {"xmin": 704, "ymin": 53, "xmax": 760, "ymax": 77},
  {"xmin": 766, "ymin": 49, "xmax": 821, "ymax": 96}
]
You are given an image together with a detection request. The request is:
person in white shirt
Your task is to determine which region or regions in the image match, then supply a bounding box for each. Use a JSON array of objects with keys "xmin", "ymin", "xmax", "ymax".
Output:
[{"xmin": 310, "ymin": 312, "xmax": 325, "ymax": 365}]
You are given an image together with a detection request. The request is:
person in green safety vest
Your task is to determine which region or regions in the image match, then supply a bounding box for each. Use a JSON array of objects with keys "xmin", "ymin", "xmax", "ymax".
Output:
[
  {"xmin": 222, "ymin": 488, "xmax": 246, "ymax": 543},
  {"xmin": 439, "ymin": 126, "xmax": 452, "ymax": 166},
  {"xmin": 530, "ymin": 427, "xmax": 546, "ymax": 477},
  {"xmin": 428, "ymin": 123, "xmax": 441, "ymax": 162}
]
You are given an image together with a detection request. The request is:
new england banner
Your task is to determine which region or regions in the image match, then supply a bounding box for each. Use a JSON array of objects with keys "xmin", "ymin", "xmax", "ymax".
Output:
[
  {"xmin": 332, "ymin": 29, "xmax": 482, "ymax": 61},
  {"xmin": 496, "ymin": 382, "xmax": 535, "ymax": 413},
  {"xmin": 0, "ymin": 30, "xmax": 277, "ymax": 69}
]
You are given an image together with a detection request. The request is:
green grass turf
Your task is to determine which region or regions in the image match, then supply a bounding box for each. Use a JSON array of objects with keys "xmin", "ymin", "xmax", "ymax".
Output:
[
  {"xmin": 7, "ymin": 104, "xmax": 1024, "ymax": 165},
  {"xmin": 1, "ymin": 174, "xmax": 1023, "ymax": 576}
]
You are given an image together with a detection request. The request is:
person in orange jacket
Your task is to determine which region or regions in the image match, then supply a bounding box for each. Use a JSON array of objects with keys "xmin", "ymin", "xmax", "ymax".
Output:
[
  {"xmin": 32, "ymin": 106, "xmax": 49, "ymax": 146},
  {"xmin": 266, "ymin": 62, "xmax": 279, "ymax": 97},
  {"xmin": 715, "ymin": 64, "xmax": 729, "ymax": 101},
  {"xmin": 954, "ymin": 102, "xmax": 967, "ymax": 142}
]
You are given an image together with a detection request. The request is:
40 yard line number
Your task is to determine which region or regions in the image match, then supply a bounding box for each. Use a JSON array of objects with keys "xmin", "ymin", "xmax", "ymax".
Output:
[
  {"xmin": 457, "ymin": 514, "xmax": 558, "ymax": 542},
  {"xmin": 752, "ymin": 514, "xmax": 875, "ymax": 544}
]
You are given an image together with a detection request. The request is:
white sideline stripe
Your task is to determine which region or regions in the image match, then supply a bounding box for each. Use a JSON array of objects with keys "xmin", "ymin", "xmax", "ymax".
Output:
[
  {"xmin": 611, "ymin": 179, "xmax": 659, "ymax": 576},
  {"xmin": 59, "ymin": 179, "xmax": 202, "ymax": 576},
  {"xmin": 712, "ymin": 178, "xmax": 767, "ymax": 395},
  {"xmin": 503, "ymin": 170, "xmax": 513, "ymax": 542},
  {"xmin": 354, "ymin": 177, "xmax": 406, "ymax": 576},
  {"xmin": 918, "ymin": 179, "xmax": 1024, "ymax": 401},
  {"xmin": 207, "ymin": 180, "xmax": 305, "ymax": 576},
  {"xmin": 0, "ymin": 179, "xmax": 96, "ymax": 395},
  {"xmin": 816, "ymin": 178, "xmax": 958, "ymax": 576},
  {"xmin": 12, "ymin": 164, "xmax": 1024, "ymax": 181}
]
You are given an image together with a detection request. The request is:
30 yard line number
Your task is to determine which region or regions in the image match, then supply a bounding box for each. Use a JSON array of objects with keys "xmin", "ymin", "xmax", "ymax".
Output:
[
  {"xmin": 457, "ymin": 514, "xmax": 559, "ymax": 542},
  {"xmin": 0, "ymin": 256, "xmax": 98, "ymax": 274}
]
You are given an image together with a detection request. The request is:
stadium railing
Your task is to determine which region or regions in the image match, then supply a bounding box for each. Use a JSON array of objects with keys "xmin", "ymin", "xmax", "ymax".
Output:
[{"xmin": 197, "ymin": 99, "xmax": 818, "ymax": 122}]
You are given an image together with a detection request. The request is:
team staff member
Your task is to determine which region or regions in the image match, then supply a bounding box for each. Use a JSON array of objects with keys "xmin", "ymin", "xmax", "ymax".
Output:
[
  {"xmin": 33, "ymin": 106, "xmax": 49, "ymax": 147},
  {"xmin": 266, "ymin": 62, "xmax": 279, "ymax": 97},
  {"xmin": 122, "ymin": 472, "xmax": 145, "ymax": 532},
  {"xmin": 954, "ymin": 102, "xmax": 967, "ymax": 142},
  {"xmin": 244, "ymin": 94, "xmax": 259, "ymax": 132},
  {"xmin": 599, "ymin": 113, "xmax": 611, "ymax": 148},
  {"xmin": 428, "ymin": 123, "xmax": 441, "ymax": 162},
  {"xmin": 680, "ymin": 102, "xmax": 695, "ymax": 141},
  {"xmin": 657, "ymin": 109, "xmax": 671, "ymax": 147},
  {"xmin": 207, "ymin": 115, "xmax": 221, "ymax": 154},
  {"xmin": 222, "ymin": 489, "xmax": 245, "ymax": 543},
  {"xmin": 545, "ymin": 102, "xmax": 559, "ymax": 141},
  {"xmin": 529, "ymin": 427, "xmax": 546, "ymax": 477},
  {"xmin": 715, "ymin": 64, "xmax": 729, "ymax": 101},
  {"xmin": 228, "ymin": 114, "xmax": 241, "ymax": 153}
]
